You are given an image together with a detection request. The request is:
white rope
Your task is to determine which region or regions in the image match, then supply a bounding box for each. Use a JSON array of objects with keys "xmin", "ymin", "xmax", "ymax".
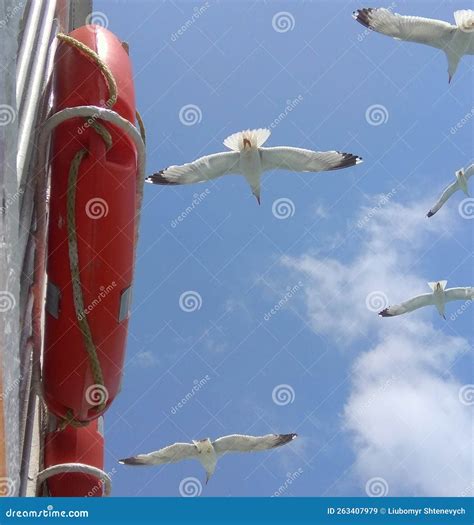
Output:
[
  {"xmin": 41, "ymin": 105, "xmax": 146, "ymax": 246},
  {"xmin": 37, "ymin": 463, "xmax": 112, "ymax": 496}
]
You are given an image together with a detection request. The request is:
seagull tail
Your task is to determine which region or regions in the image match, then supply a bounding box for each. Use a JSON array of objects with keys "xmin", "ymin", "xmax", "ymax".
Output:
[
  {"xmin": 223, "ymin": 128, "xmax": 271, "ymax": 151},
  {"xmin": 428, "ymin": 280, "xmax": 447, "ymax": 292},
  {"xmin": 453, "ymin": 10, "xmax": 474, "ymax": 32}
]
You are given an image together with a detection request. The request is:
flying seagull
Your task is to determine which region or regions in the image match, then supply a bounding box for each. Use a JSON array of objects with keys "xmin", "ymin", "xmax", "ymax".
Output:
[
  {"xmin": 427, "ymin": 164, "xmax": 473, "ymax": 217},
  {"xmin": 146, "ymin": 128, "xmax": 362, "ymax": 204},
  {"xmin": 119, "ymin": 433, "xmax": 297, "ymax": 483},
  {"xmin": 379, "ymin": 281, "xmax": 474, "ymax": 318},
  {"xmin": 353, "ymin": 8, "xmax": 474, "ymax": 82}
]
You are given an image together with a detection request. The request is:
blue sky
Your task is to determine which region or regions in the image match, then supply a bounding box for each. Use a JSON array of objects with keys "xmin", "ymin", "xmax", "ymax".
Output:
[{"xmin": 95, "ymin": 0, "xmax": 473, "ymax": 497}]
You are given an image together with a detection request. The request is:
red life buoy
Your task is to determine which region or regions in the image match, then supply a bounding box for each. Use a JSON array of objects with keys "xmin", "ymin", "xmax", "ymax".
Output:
[
  {"xmin": 43, "ymin": 419, "xmax": 106, "ymax": 497},
  {"xmin": 43, "ymin": 25, "xmax": 138, "ymax": 422}
]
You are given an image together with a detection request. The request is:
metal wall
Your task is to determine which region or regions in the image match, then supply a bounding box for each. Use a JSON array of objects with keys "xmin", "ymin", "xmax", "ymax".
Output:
[
  {"xmin": 0, "ymin": 0, "xmax": 92, "ymax": 496},
  {"xmin": 0, "ymin": 0, "xmax": 26, "ymax": 498}
]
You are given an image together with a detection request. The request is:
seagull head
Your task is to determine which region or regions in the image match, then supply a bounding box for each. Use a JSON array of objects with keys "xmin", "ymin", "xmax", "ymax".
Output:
[{"xmin": 250, "ymin": 186, "xmax": 261, "ymax": 205}]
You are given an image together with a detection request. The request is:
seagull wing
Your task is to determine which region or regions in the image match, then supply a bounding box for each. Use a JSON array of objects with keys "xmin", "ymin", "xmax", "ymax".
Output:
[
  {"xmin": 353, "ymin": 8, "xmax": 456, "ymax": 48},
  {"xmin": 464, "ymin": 164, "xmax": 474, "ymax": 180},
  {"xmin": 444, "ymin": 287, "xmax": 474, "ymax": 302},
  {"xmin": 119, "ymin": 442, "xmax": 197, "ymax": 466},
  {"xmin": 146, "ymin": 151, "xmax": 240, "ymax": 185},
  {"xmin": 427, "ymin": 180, "xmax": 459, "ymax": 217},
  {"xmin": 212, "ymin": 433, "xmax": 297, "ymax": 455},
  {"xmin": 379, "ymin": 293, "xmax": 434, "ymax": 317},
  {"xmin": 260, "ymin": 147, "xmax": 361, "ymax": 173}
]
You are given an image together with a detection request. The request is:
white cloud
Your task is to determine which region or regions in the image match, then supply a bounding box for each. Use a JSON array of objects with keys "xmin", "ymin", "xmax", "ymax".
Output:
[
  {"xmin": 279, "ymin": 195, "xmax": 472, "ymax": 495},
  {"xmin": 134, "ymin": 350, "xmax": 159, "ymax": 368},
  {"xmin": 346, "ymin": 327, "xmax": 471, "ymax": 496},
  {"xmin": 313, "ymin": 203, "xmax": 329, "ymax": 219},
  {"xmin": 281, "ymin": 198, "xmax": 453, "ymax": 344},
  {"xmin": 203, "ymin": 334, "xmax": 228, "ymax": 354}
]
